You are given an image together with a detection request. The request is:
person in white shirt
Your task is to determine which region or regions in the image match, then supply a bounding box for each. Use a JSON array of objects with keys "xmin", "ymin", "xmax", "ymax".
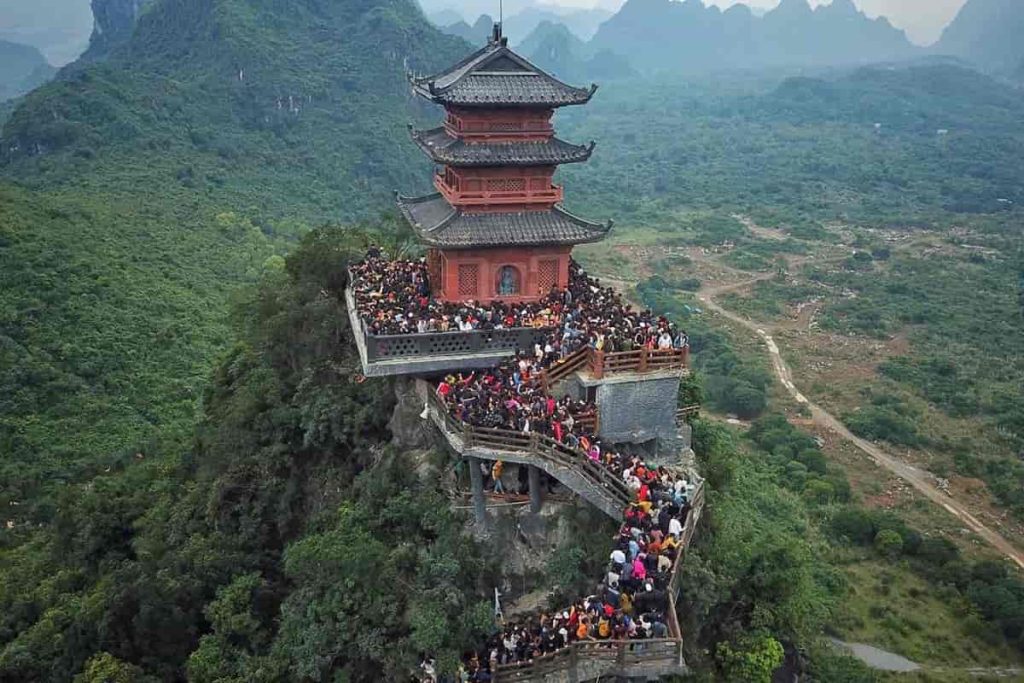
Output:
[{"xmin": 669, "ymin": 516, "xmax": 683, "ymax": 538}]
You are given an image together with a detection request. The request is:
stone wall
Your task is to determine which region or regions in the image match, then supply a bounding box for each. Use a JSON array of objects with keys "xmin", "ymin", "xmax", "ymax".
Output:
[{"xmin": 564, "ymin": 372, "xmax": 681, "ymax": 445}]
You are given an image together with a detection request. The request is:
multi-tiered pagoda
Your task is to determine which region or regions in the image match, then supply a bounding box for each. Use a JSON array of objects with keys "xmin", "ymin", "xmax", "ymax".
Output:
[{"xmin": 398, "ymin": 24, "xmax": 611, "ymax": 304}]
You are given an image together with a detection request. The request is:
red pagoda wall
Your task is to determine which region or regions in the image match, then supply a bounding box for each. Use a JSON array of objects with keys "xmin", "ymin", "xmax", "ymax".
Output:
[
  {"xmin": 435, "ymin": 166, "xmax": 561, "ymax": 209},
  {"xmin": 444, "ymin": 107, "xmax": 553, "ymax": 142},
  {"xmin": 430, "ymin": 246, "xmax": 571, "ymax": 304}
]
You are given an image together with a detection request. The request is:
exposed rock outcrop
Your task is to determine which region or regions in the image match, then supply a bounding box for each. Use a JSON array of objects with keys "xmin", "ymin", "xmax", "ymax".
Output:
[{"xmin": 85, "ymin": 0, "xmax": 155, "ymax": 60}]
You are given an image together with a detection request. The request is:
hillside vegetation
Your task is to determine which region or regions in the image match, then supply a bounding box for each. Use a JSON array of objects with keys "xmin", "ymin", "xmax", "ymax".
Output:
[{"xmin": 0, "ymin": 0, "xmax": 466, "ymax": 520}]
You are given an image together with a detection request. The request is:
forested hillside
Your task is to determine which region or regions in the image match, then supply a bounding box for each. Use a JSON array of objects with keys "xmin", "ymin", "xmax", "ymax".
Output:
[
  {"xmin": 556, "ymin": 63, "xmax": 1024, "ymax": 222},
  {"xmin": 0, "ymin": 228, "xmax": 499, "ymax": 681},
  {"xmin": 0, "ymin": 0, "xmax": 465, "ymax": 523}
]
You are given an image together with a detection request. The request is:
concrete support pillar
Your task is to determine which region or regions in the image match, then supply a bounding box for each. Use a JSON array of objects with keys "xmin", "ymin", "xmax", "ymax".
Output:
[
  {"xmin": 528, "ymin": 465, "xmax": 543, "ymax": 514},
  {"xmin": 468, "ymin": 457, "xmax": 486, "ymax": 526}
]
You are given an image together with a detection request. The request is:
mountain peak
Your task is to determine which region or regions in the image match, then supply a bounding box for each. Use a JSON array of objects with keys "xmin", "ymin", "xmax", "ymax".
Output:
[
  {"xmin": 822, "ymin": 0, "xmax": 858, "ymax": 15},
  {"xmin": 774, "ymin": 0, "xmax": 812, "ymax": 14},
  {"xmin": 937, "ymin": 0, "xmax": 1024, "ymax": 72}
]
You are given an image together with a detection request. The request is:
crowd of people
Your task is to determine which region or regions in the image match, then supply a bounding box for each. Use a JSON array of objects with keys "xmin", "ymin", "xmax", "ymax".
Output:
[
  {"xmin": 349, "ymin": 250, "xmax": 689, "ymax": 356},
  {"xmin": 353, "ymin": 249, "xmax": 699, "ymax": 682},
  {"xmin": 455, "ymin": 464, "xmax": 699, "ymax": 682}
]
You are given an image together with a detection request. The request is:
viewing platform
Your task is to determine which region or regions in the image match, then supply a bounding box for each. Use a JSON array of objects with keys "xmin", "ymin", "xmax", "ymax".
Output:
[{"xmin": 345, "ymin": 284, "xmax": 553, "ymax": 377}]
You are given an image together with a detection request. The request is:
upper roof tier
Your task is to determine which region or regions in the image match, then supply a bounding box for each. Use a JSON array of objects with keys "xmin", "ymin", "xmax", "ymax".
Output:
[
  {"xmin": 396, "ymin": 193, "xmax": 612, "ymax": 249},
  {"xmin": 410, "ymin": 126, "xmax": 595, "ymax": 166},
  {"xmin": 408, "ymin": 25, "xmax": 597, "ymax": 108}
]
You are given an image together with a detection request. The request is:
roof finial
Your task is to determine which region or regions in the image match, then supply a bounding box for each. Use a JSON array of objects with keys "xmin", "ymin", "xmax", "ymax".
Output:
[{"xmin": 491, "ymin": 18, "xmax": 503, "ymax": 46}]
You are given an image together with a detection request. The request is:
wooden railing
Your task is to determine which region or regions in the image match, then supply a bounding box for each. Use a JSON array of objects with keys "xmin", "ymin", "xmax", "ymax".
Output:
[
  {"xmin": 667, "ymin": 482, "xmax": 705, "ymax": 641},
  {"xmin": 539, "ymin": 346, "xmax": 689, "ymax": 390},
  {"xmin": 538, "ymin": 347, "xmax": 589, "ymax": 391},
  {"xmin": 575, "ymin": 408, "xmax": 599, "ymax": 434},
  {"xmin": 676, "ymin": 404, "xmax": 700, "ymax": 421},
  {"xmin": 591, "ymin": 347, "xmax": 689, "ymax": 379}
]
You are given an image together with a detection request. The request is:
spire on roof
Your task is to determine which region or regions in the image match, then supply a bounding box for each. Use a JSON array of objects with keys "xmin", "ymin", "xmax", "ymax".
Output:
[{"xmin": 490, "ymin": 21, "xmax": 507, "ymax": 47}]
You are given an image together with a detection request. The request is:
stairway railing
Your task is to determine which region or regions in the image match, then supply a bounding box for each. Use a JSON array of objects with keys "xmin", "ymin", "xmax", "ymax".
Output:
[
  {"xmin": 538, "ymin": 347, "xmax": 590, "ymax": 391},
  {"xmin": 492, "ymin": 482, "xmax": 705, "ymax": 682},
  {"xmin": 429, "ymin": 391, "xmax": 634, "ymax": 512},
  {"xmin": 495, "ymin": 639, "xmax": 682, "ymax": 682}
]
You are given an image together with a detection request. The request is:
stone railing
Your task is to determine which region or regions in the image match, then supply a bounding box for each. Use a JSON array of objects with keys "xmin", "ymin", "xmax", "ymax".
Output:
[
  {"xmin": 364, "ymin": 326, "xmax": 554, "ymax": 362},
  {"xmin": 495, "ymin": 639, "xmax": 683, "ymax": 683}
]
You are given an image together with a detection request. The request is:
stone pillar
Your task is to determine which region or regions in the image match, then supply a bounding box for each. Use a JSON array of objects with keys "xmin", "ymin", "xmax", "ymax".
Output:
[
  {"xmin": 528, "ymin": 465, "xmax": 543, "ymax": 514},
  {"xmin": 468, "ymin": 457, "xmax": 486, "ymax": 525}
]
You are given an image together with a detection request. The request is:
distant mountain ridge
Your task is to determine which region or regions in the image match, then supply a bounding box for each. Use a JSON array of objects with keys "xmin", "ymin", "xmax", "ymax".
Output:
[
  {"xmin": 0, "ymin": 40, "xmax": 56, "ymax": 102},
  {"xmin": 935, "ymin": 0, "xmax": 1024, "ymax": 74},
  {"xmin": 589, "ymin": 0, "xmax": 917, "ymax": 74},
  {"xmin": 436, "ymin": 5, "xmax": 613, "ymax": 46},
  {"xmin": 516, "ymin": 20, "xmax": 634, "ymax": 83}
]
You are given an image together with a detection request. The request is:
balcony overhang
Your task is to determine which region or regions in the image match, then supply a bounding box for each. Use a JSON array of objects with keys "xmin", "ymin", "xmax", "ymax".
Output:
[{"xmin": 346, "ymin": 286, "xmax": 553, "ymax": 378}]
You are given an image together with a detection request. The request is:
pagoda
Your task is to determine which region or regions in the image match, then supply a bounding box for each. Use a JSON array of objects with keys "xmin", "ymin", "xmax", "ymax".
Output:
[{"xmin": 398, "ymin": 23, "xmax": 611, "ymax": 304}]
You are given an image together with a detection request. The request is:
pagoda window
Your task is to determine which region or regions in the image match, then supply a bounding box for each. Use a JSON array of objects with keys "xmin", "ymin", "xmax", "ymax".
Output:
[
  {"xmin": 537, "ymin": 259, "xmax": 558, "ymax": 294},
  {"xmin": 496, "ymin": 265, "xmax": 521, "ymax": 296},
  {"xmin": 458, "ymin": 263, "xmax": 479, "ymax": 297}
]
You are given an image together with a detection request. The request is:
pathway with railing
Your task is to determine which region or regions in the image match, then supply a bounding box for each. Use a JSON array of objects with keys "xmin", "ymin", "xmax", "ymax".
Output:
[
  {"xmin": 493, "ymin": 483, "xmax": 705, "ymax": 683},
  {"xmin": 424, "ymin": 378, "xmax": 706, "ymax": 681},
  {"xmin": 426, "ymin": 389, "xmax": 633, "ymax": 519}
]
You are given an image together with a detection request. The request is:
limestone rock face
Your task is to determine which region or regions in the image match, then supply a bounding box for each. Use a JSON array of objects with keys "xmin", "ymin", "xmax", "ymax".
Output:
[
  {"xmin": 86, "ymin": 0, "xmax": 151, "ymax": 59},
  {"xmin": 478, "ymin": 499, "xmax": 615, "ymax": 612},
  {"xmin": 388, "ymin": 377, "xmax": 436, "ymax": 450}
]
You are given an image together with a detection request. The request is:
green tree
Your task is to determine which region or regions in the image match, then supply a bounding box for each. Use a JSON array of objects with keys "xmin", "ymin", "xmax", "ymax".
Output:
[
  {"xmin": 717, "ymin": 632, "xmax": 785, "ymax": 683},
  {"xmin": 74, "ymin": 653, "xmax": 156, "ymax": 683}
]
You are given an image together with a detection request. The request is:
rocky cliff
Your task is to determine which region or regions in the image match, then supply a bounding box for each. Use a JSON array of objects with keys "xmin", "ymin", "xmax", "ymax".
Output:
[{"xmin": 84, "ymin": 0, "xmax": 155, "ymax": 60}]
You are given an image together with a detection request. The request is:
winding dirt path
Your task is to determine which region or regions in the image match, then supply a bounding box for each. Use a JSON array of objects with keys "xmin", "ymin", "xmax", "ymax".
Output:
[{"xmin": 696, "ymin": 285, "xmax": 1024, "ymax": 570}]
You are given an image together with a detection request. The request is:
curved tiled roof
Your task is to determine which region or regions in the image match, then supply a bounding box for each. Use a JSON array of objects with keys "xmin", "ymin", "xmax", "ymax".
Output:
[
  {"xmin": 408, "ymin": 40, "xmax": 596, "ymax": 108},
  {"xmin": 395, "ymin": 193, "xmax": 611, "ymax": 249},
  {"xmin": 409, "ymin": 127, "xmax": 594, "ymax": 166}
]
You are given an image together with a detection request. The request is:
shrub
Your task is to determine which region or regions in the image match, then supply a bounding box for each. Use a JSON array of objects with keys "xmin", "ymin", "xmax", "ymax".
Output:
[{"xmin": 874, "ymin": 529, "xmax": 904, "ymax": 560}]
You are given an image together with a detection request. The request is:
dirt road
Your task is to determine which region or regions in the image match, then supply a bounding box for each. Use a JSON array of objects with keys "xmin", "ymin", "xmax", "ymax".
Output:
[{"xmin": 696, "ymin": 288, "xmax": 1024, "ymax": 570}]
